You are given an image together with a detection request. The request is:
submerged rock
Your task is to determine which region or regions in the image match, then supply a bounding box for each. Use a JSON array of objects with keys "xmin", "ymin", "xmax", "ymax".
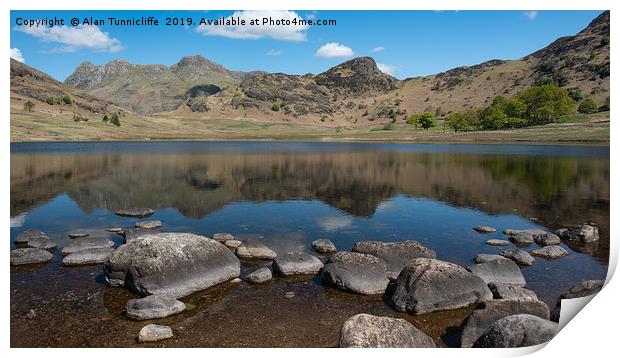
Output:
[
  {"xmin": 321, "ymin": 251, "xmax": 389, "ymax": 295},
  {"xmin": 126, "ymin": 295, "xmax": 186, "ymax": 320},
  {"xmin": 500, "ymin": 249, "xmax": 535, "ymax": 266},
  {"xmin": 468, "ymin": 259, "xmax": 526, "ymax": 286},
  {"xmin": 243, "ymin": 267, "xmax": 272, "ymax": 284},
  {"xmin": 273, "ymin": 252, "xmax": 323, "ymax": 276},
  {"xmin": 550, "ymin": 279, "xmax": 605, "ymax": 321},
  {"xmin": 473, "ymin": 314, "xmax": 557, "ymax": 348},
  {"xmin": 351, "ymin": 240, "xmax": 436, "ymax": 280},
  {"xmin": 138, "ymin": 324, "xmax": 173, "ymax": 343},
  {"xmin": 224, "ymin": 240, "xmax": 242, "ymax": 249},
  {"xmin": 62, "ymin": 248, "xmax": 115, "ymax": 266},
  {"xmin": 474, "ymin": 253, "xmax": 508, "ymax": 264},
  {"xmin": 311, "ymin": 239, "xmax": 337, "ymax": 254},
  {"xmin": 212, "ymin": 233, "xmax": 235, "ymax": 242},
  {"xmin": 236, "ymin": 238, "xmax": 277, "ymax": 260},
  {"xmin": 460, "ymin": 299, "xmax": 550, "ymax": 347},
  {"xmin": 391, "ymin": 258, "xmax": 492, "ymax": 315},
  {"xmin": 135, "ymin": 221, "xmax": 162, "ymax": 229},
  {"xmin": 14, "ymin": 229, "xmax": 48, "ymax": 244},
  {"xmin": 114, "ymin": 208, "xmax": 154, "ymax": 218},
  {"xmin": 486, "ymin": 239, "xmax": 510, "ymax": 246},
  {"xmin": 339, "ymin": 313, "xmax": 435, "ymax": 348},
  {"xmin": 104, "ymin": 233, "xmax": 240, "ymax": 298},
  {"xmin": 61, "ymin": 237, "xmax": 115, "ymax": 255},
  {"xmin": 10, "ymin": 248, "xmax": 54, "ymax": 266},
  {"xmin": 530, "ymin": 245, "xmax": 569, "ymax": 259},
  {"xmin": 556, "ymin": 225, "xmax": 599, "ymax": 243},
  {"xmin": 68, "ymin": 231, "xmax": 89, "ymax": 239},
  {"xmin": 474, "ymin": 226, "xmax": 496, "ymax": 233},
  {"xmin": 489, "ymin": 283, "xmax": 539, "ymax": 301},
  {"xmin": 123, "ymin": 227, "xmax": 159, "ymax": 243},
  {"xmin": 26, "ymin": 236, "xmax": 57, "ymax": 250}
]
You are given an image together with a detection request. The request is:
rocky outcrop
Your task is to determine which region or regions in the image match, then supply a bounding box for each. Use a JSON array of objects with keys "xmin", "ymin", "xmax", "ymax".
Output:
[
  {"xmin": 14, "ymin": 229, "xmax": 48, "ymax": 244},
  {"xmin": 351, "ymin": 240, "xmax": 436, "ymax": 280},
  {"xmin": 391, "ymin": 258, "xmax": 492, "ymax": 315},
  {"xmin": 533, "ymin": 232, "xmax": 561, "ymax": 246},
  {"xmin": 273, "ymin": 252, "xmax": 323, "ymax": 276},
  {"xmin": 489, "ymin": 283, "xmax": 539, "ymax": 301},
  {"xmin": 321, "ymin": 251, "xmax": 389, "ymax": 295},
  {"xmin": 104, "ymin": 233, "xmax": 240, "ymax": 298},
  {"xmin": 138, "ymin": 324, "xmax": 173, "ymax": 343},
  {"xmin": 339, "ymin": 314, "xmax": 435, "ymax": 348},
  {"xmin": 468, "ymin": 259, "xmax": 526, "ymax": 286},
  {"xmin": 186, "ymin": 97, "xmax": 210, "ymax": 112},
  {"xmin": 550, "ymin": 279, "xmax": 605, "ymax": 321},
  {"xmin": 26, "ymin": 236, "xmax": 57, "ymax": 250},
  {"xmin": 315, "ymin": 57, "xmax": 397, "ymax": 94},
  {"xmin": 10, "ymin": 248, "xmax": 54, "ymax": 265},
  {"xmin": 473, "ymin": 314, "xmax": 557, "ymax": 347},
  {"xmin": 125, "ymin": 295, "xmax": 186, "ymax": 320},
  {"xmin": 123, "ymin": 227, "xmax": 159, "ymax": 243},
  {"xmin": 556, "ymin": 225, "xmax": 599, "ymax": 243},
  {"xmin": 530, "ymin": 245, "xmax": 569, "ymax": 259}
]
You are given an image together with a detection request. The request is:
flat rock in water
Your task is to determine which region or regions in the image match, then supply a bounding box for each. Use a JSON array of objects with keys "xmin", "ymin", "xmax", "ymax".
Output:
[
  {"xmin": 503, "ymin": 229, "xmax": 547, "ymax": 237},
  {"xmin": 104, "ymin": 233, "xmax": 240, "ymax": 298},
  {"xmin": 114, "ymin": 208, "xmax": 154, "ymax": 218},
  {"xmin": 530, "ymin": 245, "xmax": 568, "ymax": 259},
  {"xmin": 26, "ymin": 236, "xmax": 57, "ymax": 250},
  {"xmin": 460, "ymin": 299, "xmax": 550, "ymax": 347},
  {"xmin": 68, "ymin": 231, "xmax": 89, "ymax": 239},
  {"xmin": 550, "ymin": 279, "xmax": 604, "ymax": 321},
  {"xmin": 311, "ymin": 239, "xmax": 337, "ymax": 254},
  {"xmin": 473, "ymin": 314, "xmax": 557, "ymax": 348},
  {"xmin": 224, "ymin": 240, "xmax": 242, "ymax": 249},
  {"xmin": 533, "ymin": 232, "xmax": 561, "ymax": 246},
  {"xmin": 486, "ymin": 239, "xmax": 510, "ymax": 246},
  {"xmin": 555, "ymin": 225, "xmax": 599, "ymax": 243},
  {"xmin": 508, "ymin": 233, "xmax": 535, "ymax": 245},
  {"xmin": 504, "ymin": 229, "xmax": 548, "ymax": 245},
  {"xmin": 468, "ymin": 259, "xmax": 526, "ymax": 286},
  {"xmin": 62, "ymin": 248, "xmax": 115, "ymax": 266},
  {"xmin": 61, "ymin": 237, "xmax": 115, "ymax": 255},
  {"xmin": 321, "ymin": 251, "xmax": 389, "ymax": 295},
  {"xmin": 10, "ymin": 248, "xmax": 54, "ymax": 266},
  {"xmin": 212, "ymin": 233, "xmax": 235, "ymax": 242},
  {"xmin": 339, "ymin": 313, "xmax": 436, "ymax": 348},
  {"xmin": 391, "ymin": 258, "xmax": 492, "ymax": 315},
  {"xmin": 474, "ymin": 226, "xmax": 496, "ymax": 233},
  {"xmin": 474, "ymin": 253, "xmax": 508, "ymax": 264},
  {"xmin": 273, "ymin": 252, "xmax": 323, "ymax": 276},
  {"xmin": 126, "ymin": 295, "xmax": 186, "ymax": 320},
  {"xmin": 243, "ymin": 267, "xmax": 272, "ymax": 284},
  {"xmin": 351, "ymin": 240, "xmax": 436, "ymax": 280},
  {"xmin": 138, "ymin": 324, "xmax": 173, "ymax": 343},
  {"xmin": 106, "ymin": 227, "xmax": 124, "ymax": 233},
  {"xmin": 500, "ymin": 249, "xmax": 535, "ymax": 266},
  {"xmin": 489, "ymin": 283, "xmax": 539, "ymax": 301},
  {"xmin": 236, "ymin": 238, "xmax": 277, "ymax": 260},
  {"xmin": 135, "ymin": 221, "xmax": 162, "ymax": 229},
  {"xmin": 124, "ymin": 227, "xmax": 159, "ymax": 243},
  {"xmin": 14, "ymin": 229, "xmax": 48, "ymax": 244}
]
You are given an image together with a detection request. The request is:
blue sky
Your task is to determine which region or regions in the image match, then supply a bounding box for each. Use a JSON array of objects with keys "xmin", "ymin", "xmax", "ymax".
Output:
[{"xmin": 10, "ymin": 10, "xmax": 604, "ymax": 81}]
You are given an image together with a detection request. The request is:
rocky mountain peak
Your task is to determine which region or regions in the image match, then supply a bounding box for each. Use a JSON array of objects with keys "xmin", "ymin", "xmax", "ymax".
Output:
[{"xmin": 315, "ymin": 56, "xmax": 398, "ymax": 94}]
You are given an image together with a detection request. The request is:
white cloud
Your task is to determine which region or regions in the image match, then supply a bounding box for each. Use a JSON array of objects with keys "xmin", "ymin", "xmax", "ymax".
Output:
[
  {"xmin": 305, "ymin": 11, "xmax": 318, "ymax": 21},
  {"xmin": 315, "ymin": 42, "xmax": 354, "ymax": 58},
  {"xmin": 371, "ymin": 46, "xmax": 385, "ymax": 52},
  {"xmin": 18, "ymin": 24, "xmax": 123, "ymax": 53},
  {"xmin": 10, "ymin": 48, "xmax": 25, "ymax": 62},
  {"xmin": 377, "ymin": 63, "xmax": 396, "ymax": 76},
  {"xmin": 524, "ymin": 11, "xmax": 538, "ymax": 20},
  {"xmin": 266, "ymin": 49, "xmax": 282, "ymax": 56},
  {"xmin": 196, "ymin": 10, "xmax": 309, "ymax": 41},
  {"xmin": 317, "ymin": 216, "xmax": 353, "ymax": 232}
]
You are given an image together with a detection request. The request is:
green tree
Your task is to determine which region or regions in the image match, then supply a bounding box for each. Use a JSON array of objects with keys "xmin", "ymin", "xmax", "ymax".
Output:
[
  {"xmin": 23, "ymin": 100, "xmax": 35, "ymax": 112},
  {"xmin": 445, "ymin": 112, "xmax": 467, "ymax": 132},
  {"xmin": 502, "ymin": 99, "xmax": 527, "ymax": 118},
  {"xmin": 406, "ymin": 113, "xmax": 421, "ymax": 129},
  {"xmin": 417, "ymin": 112, "xmax": 436, "ymax": 130},
  {"xmin": 102, "ymin": 115, "xmax": 109, "ymax": 123},
  {"xmin": 62, "ymin": 95, "xmax": 72, "ymax": 105},
  {"xmin": 578, "ymin": 98, "xmax": 598, "ymax": 114},
  {"xmin": 271, "ymin": 103, "xmax": 280, "ymax": 112},
  {"xmin": 46, "ymin": 97, "xmax": 55, "ymax": 105},
  {"xmin": 110, "ymin": 113, "xmax": 121, "ymax": 126},
  {"xmin": 568, "ymin": 88, "xmax": 583, "ymax": 102},
  {"xmin": 481, "ymin": 105, "xmax": 508, "ymax": 129},
  {"xmin": 517, "ymin": 84, "xmax": 576, "ymax": 125}
]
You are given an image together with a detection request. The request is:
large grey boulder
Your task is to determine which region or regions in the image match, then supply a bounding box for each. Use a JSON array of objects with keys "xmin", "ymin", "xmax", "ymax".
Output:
[
  {"xmin": 135, "ymin": 221, "xmax": 162, "ymax": 229},
  {"xmin": 104, "ymin": 233, "xmax": 240, "ymax": 298},
  {"xmin": 26, "ymin": 236, "xmax": 57, "ymax": 250},
  {"xmin": 126, "ymin": 295, "xmax": 186, "ymax": 320},
  {"xmin": 351, "ymin": 240, "xmax": 436, "ymax": 280},
  {"xmin": 500, "ymin": 249, "xmax": 535, "ymax": 266},
  {"xmin": 339, "ymin": 313, "xmax": 435, "ymax": 348},
  {"xmin": 138, "ymin": 324, "xmax": 173, "ymax": 343},
  {"xmin": 61, "ymin": 237, "xmax": 115, "ymax": 255},
  {"xmin": 556, "ymin": 225, "xmax": 599, "ymax": 243},
  {"xmin": 123, "ymin": 227, "xmax": 159, "ymax": 243},
  {"xmin": 273, "ymin": 252, "xmax": 323, "ymax": 276},
  {"xmin": 311, "ymin": 239, "xmax": 337, "ymax": 254},
  {"xmin": 460, "ymin": 299, "xmax": 550, "ymax": 347},
  {"xmin": 321, "ymin": 251, "xmax": 389, "ymax": 295},
  {"xmin": 114, "ymin": 208, "xmax": 154, "ymax": 218},
  {"xmin": 243, "ymin": 267, "xmax": 272, "ymax": 284},
  {"xmin": 236, "ymin": 238, "xmax": 277, "ymax": 260},
  {"xmin": 530, "ymin": 245, "xmax": 569, "ymax": 259},
  {"xmin": 550, "ymin": 279, "xmax": 605, "ymax": 321},
  {"xmin": 474, "ymin": 253, "xmax": 508, "ymax": 264},
  {"xmin": 10, "ymin": 248, "xmax": 54, "ymax": 265},
  {"xmin": 391, "ymin": 258, "xmax": 492, "ymax": 315},
  {"xmin": 14, "ymin": 229, "xmax": 48, "ymax": 244},
  {"xmin": 62, "ymin": 248, "xmax": 114, "ymax": 266},
  {"xmin": 489, "ymin": 283, "xmax": 538, "ymax": 301},
  {"xmin": 468, "ymin": 259, "xmax": 526, "ymax": 286},
  {"xmin": 473, "ymin": 314, "xmax": 557, "ymax": 347}
]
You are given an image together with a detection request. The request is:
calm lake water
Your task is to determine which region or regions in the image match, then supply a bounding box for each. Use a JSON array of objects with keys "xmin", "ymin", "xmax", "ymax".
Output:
[{"xmin": 10, "ymin": 141, "xmax": 610, "ymax": 347}]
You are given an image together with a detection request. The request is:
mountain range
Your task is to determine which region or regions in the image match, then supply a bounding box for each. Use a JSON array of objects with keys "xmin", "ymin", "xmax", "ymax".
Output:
[{"xmin": 11, "ymin": 11, "xmax": 609, "ymax": 130}]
